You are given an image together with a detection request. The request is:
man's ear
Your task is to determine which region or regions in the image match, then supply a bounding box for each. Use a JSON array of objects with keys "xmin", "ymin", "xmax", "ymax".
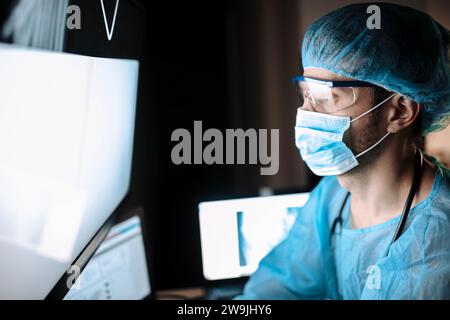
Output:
[{"xmin": 386, "ymin": 95, "xmax": 421, "ymax": 133}]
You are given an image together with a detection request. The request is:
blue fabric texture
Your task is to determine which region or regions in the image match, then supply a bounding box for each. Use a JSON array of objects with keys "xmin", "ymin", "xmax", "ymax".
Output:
[
  {"xmin": 301, "ymin": 3, "xmax": 450, "ymax": 134},
  {"xmin": 236, "ymin": 169, "xmax": 450, "ymax": 299}
]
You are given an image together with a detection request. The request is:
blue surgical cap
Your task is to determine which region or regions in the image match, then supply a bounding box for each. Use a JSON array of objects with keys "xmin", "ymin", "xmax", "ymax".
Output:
[{"xmin": 301, "ymin": 2, "xmax": 450, "ymax": 134}]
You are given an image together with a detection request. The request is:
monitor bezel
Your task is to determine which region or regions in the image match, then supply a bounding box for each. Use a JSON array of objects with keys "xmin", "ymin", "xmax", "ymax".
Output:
[{"xmin": 45, "ymin": 195, "xmax": 129, "ymax": 300}]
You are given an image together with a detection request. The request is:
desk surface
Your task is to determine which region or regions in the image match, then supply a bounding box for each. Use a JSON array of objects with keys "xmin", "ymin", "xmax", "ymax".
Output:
[
  {"xmin": 156, "ymin": 287, "xmax": 207, "ymax": 300},
  {"xmin": 156, "ymin": 284, "xmax": 243, "ymax": 300}
]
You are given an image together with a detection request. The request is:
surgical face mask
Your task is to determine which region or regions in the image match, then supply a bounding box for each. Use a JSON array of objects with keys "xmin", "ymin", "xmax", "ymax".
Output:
[{"xmin": 295, "ymin": 93, "xmax": 396, "ymax": 176}]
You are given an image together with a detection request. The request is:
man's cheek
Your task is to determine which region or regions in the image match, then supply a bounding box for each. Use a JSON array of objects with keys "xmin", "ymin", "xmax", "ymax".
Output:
[
  {"xmin": 343, "ymin": 127, "xmax": 356, "ymax": 152},
  {"xmin": 344, "ymin": 122, "xmax": 371, "ymax": 155}
]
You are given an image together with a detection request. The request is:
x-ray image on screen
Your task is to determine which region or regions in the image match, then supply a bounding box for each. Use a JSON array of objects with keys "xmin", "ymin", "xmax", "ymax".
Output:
[{"xmin": 236, "ymin": 207, "xmax": 299, "ymax": 268}]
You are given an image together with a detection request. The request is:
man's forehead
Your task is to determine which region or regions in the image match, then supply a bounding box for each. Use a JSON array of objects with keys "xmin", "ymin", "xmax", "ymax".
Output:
[{"xmin": 303, "ymin": 67, "xmax": 355, "ymax": 81}]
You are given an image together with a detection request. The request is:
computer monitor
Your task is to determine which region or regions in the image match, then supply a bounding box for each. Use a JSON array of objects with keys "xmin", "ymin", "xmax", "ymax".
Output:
[
  {"xmin": 64, "ymin": 213, "xmax": 152, "ymax": 300},
  {"xmin": 198, "ymin": 193, "xmax": 310, "ymax": 281},
  {"xmin": 0, "ymin": 43, "xmax": 139, "ymax": 299}
]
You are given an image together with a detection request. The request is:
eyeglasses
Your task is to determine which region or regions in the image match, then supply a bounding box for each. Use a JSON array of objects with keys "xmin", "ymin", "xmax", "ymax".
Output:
[{"xmin": 292, "ymin": 76, "xmax": 378, "ymax": 114}]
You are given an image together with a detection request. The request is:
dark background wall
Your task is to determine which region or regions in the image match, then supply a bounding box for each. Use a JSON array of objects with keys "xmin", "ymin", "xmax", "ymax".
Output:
[{"xmin": 139, "ymin": 1, "xmax": 234, "ymax": 289}]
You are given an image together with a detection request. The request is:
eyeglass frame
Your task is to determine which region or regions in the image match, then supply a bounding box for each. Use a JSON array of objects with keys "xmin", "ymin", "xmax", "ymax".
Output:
[
  {"xmin": 292, "ymin": 76, "xmax": 388, "ymax": 113},
  {"xmin": 291, "ymin": 76, "xmax": 378, "ymax": 88}
]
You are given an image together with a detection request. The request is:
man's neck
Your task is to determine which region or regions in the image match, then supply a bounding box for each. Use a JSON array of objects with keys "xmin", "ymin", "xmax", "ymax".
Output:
[{"xmin": 336, "ymin": 143, "xmax": 435, "ymax": 229}]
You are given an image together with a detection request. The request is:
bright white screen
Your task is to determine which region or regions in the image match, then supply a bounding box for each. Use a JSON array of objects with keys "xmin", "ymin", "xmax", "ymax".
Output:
[
  {"xmin": 0, "ymin": 44, "xmax": 139, "ymax": 299},
  {"xmin": 199, "ymin": 193, "xmax": 310, "ymax": 281}
]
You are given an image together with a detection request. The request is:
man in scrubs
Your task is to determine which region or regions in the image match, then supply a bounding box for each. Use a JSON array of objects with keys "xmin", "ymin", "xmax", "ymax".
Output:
[{"xmin": 237, "ymin": 3, "xmax": 450, "ymax": 299}]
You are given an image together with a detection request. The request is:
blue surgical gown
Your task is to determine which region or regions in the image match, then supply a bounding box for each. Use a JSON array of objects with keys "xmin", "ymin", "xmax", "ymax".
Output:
[{"xmin": 237, "ymin": 168, "xmax": 450, "ymax": 299}]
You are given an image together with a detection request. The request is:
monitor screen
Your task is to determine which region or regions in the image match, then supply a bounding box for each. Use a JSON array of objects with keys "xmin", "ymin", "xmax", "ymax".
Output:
[
  {"xmin": 64, "ymin": 216, "xmax": 151, "ymax": 300},
  {"xmin": 0, "ymin": 43, "xmax": 139, "ymax": 299},
  {"xmin": 199, "ymin": 193, "xmax": 310, "ymax": 281}
]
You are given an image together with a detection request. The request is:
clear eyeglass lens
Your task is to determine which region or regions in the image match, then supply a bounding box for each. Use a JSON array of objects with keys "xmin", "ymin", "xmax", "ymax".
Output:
[{"xmin": 297, "ymin": 81, "xmax": 357, "ymax": 113}]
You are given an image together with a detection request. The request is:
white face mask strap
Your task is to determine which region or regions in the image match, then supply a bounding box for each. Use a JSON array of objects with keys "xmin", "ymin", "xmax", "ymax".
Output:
[
  {"xmin": 350, "ymin": 93, "xmax": 397, "ymax": 123},
  {"xmin": 355, "ymin": 132, "xmax": 391, "ymax": 158}
]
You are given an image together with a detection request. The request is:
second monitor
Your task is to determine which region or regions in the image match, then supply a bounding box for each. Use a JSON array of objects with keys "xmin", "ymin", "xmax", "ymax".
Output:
[{"xmin": 199, "ymin": 193, "xmax": 310, "ymax": 281}]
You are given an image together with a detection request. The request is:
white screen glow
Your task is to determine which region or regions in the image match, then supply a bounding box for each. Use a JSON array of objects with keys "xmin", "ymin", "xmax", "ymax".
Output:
[{"xmin": 0, "ymin": 44, "xmax": 139, "ymax": 299}]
